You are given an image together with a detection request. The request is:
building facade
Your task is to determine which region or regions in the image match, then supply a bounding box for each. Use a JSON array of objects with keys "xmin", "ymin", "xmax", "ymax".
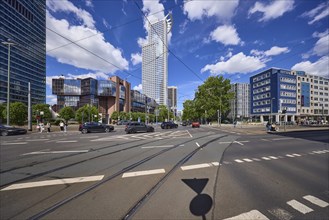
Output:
[
  {"xmin": 250, "ymin": 68, "xmax": 297, "ymax": 123},
  {"xmin": 142, "ymin": 14, "xmax": 172, "ymax": 106},
  {"xmin": 0, "ymin": 0, "xmax": 46, "ymax": 105},
  {"xmin": 294, "ymin": 71, "xmax": 329, "ymax": 122},
  {"xmin": 167, "ymin": 86, "xmax": 177, "ymax": 108},
  {"xmin": 229, "ymin": 83, "xmax": 250, "ymax": 120}
]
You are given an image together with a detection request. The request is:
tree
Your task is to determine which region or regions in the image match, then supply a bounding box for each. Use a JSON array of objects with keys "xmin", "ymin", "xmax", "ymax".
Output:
[
  {"xmin": 194, "ymin": 76, "xmax": 234, "ymax": 121},
  {"xmin": 58, "ymin": 106, "xmax": 75, "ymax": 123},
  {"xmin": 182, "ymin": 100, "xmax": 198, "ymax": 121},
  {"xmin": 156, "ymin": 105, "xmax": 173, "ymax": 122},
  {"xmin": 76, "ymin": 105, "xmax": 98, "ymax": 123},
  {"xmin": 2, "ymin": 102, "xmax": 28, "ymax": 125},
  {"xmin": 32, "ymin": 104, "xmax": 52, "ymax": 122},
  {"xmin": 0, "ymin": 103, "xmax": 5, "ymax": 124}
]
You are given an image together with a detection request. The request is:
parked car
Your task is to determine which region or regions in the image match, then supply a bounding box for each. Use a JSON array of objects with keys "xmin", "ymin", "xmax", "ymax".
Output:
[
  {"xmin": 161, "ymin": 121, "xmax": 178, "ymax": 129},
  {"xmin": 192, "ymin": 121, "xmax": 200, "ymax": 128},
  {"xmin": 182, "ymin": 121, "xmax": 188, "ymax": 126},
  {"xmin": 125, "ymin": 122, "xmax": 154, "ymax": 134},
  {"xmin": 0, "ymin": 124, "xmax": 27, "ymax": 136},
  {"xmin": 117, "ymin": 120, "xmax": 130, "ymax": 125},
  {"xmin": 79, "ymin": 122, "xmax": 114, "ymax": 134}
]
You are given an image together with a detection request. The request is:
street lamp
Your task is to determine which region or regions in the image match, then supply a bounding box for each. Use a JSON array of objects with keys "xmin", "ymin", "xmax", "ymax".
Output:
[{"xmin": 2, "ymin": 39, "xmax": 16, "ymax": 125}]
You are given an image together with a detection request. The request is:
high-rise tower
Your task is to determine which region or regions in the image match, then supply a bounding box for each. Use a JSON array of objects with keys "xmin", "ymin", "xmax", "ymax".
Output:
[{"xmin": 142, "ymin": 14, "xmax": 172, "ymax": 106}]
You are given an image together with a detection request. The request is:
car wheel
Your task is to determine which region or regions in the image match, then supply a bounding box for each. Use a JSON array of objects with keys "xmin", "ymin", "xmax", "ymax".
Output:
[
  {"xmin": 105, "ymin": 128, "xmax": 110, "ymax": 133},
  {"xmin": 81, "ymin": 128, "xmax": 88, "ymax": 134},
  {"xmin": 1, "ymin": 131, "xmax": 8, "ymax": 136}
]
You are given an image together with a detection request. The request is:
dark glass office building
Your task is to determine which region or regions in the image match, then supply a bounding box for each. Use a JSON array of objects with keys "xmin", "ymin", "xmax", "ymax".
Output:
[{"xmin": 0, "ymin": 0, "xmax": 46, "ymax": 105}]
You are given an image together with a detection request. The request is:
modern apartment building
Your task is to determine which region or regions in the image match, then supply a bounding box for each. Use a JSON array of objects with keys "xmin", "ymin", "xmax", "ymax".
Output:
[
  {"xmin": 229, "ymin": 83, "xmax": 250, "ymax": 120},
  {"xmin": 0, "ymin": 0, "xmax": 46, "ymax": 105},
  {"xmin": 142, "ymin": 14, "xmax": 172, "ymax": 106},
  {"xmin": 250, "ymin": 68, "xmax": 297, "ymax": 123},
  {"xmin": 294, "ymin": 71, "xmax": 328, "ymax": 121},
  {"xmin": 52, "ymin": 76, "xmax": 157, "ymax": 122}
]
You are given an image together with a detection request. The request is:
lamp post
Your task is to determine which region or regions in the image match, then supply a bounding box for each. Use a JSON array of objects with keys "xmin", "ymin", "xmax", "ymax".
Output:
[
  {"xmin": 2, "ymin": 39, "xmax": 15, "ymax": 126},
  {"xmin": 270, "ymin": 97, "xmax": 275, "ymax": 123}
]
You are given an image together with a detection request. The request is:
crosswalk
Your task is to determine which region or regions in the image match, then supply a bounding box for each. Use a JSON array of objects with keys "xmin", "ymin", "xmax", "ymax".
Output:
[{"xmin": 225, "ymin": 194, "xmax": 329, "ymax": 220}]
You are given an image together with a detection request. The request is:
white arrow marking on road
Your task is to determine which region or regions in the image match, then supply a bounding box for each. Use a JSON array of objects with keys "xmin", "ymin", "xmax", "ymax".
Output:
[
  {"xmin": 21, "ymin": 150, "xmax": 89, "ymax": 156},
  {"xmin": 287, "ymin": 200, "xmax": 313, "ymax": 214},
  {"xmin": 303, "ymin": 195, "xmax": 329, "ymax": 207},
  {"xmin": 122, "ymin": 169, "xmax": 165, "ymax": 178},
  {"xmin": 224, "ymin": 210, "xmax": 269, "ymax": 220},
  {"xmin": 0, "ymin": 175, "xmax": 104, "ymax": 191}
]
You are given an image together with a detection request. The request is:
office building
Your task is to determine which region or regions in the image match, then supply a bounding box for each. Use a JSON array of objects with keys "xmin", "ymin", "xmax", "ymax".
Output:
[
  {"xmin": 167, "ymin": 86, "xmax": 177, "ymax": 108},
  {"xmin": 229, "ymin": 83, "xmax": 250, "ymax": 120},
  {"xmin": 142, "ymin": 14, "xmax": 172, "ymax": 106},
  {"xmin": 0, "ymin": 0, "xmax": 46, "ymax": 105},
  {"xmin": 250, "ymin": 68, "xmax": 297, "ymax": 123},
  {"xmin": 294, "ymin": 71, "xmax": 328, "ymax": 122}
]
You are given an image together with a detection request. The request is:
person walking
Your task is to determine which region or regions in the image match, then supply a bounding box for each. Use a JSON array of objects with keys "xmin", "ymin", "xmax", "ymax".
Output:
[
  {"xmin": 39, "ymin": 122, "xmax": 44, "ymax": 133},
  {"xmin": 46, "ymin": 122, "xmax": 51, "ymax": 133},
  {"xmin": 64, "ymin": 122, "xmax": 68, "ymax": 133},
  {"xmin": 59, "ymin": 121, "xmax": 64, "ymax": 132}
]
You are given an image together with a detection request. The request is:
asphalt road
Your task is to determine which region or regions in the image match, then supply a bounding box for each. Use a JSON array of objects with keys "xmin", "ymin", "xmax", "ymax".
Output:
[{"xmin": 0, "ymin": 125, "xmax": 328, "ymax": 219}]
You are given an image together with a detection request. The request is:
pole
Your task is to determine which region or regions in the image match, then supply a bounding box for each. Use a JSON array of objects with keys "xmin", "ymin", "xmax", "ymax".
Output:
[
  {"xmin": 6, "ymin": 44, "xmax": 12, "ymax": 125},
  {"xmin": 28, "ymin": 82, "xmax": 32, "ymax": 131},
  {"xmin": 217, "ymin": 110, "xmax": 219, "ymax": 127}
]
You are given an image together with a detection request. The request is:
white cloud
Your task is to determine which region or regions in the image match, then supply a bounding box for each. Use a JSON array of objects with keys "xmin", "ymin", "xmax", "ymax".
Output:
[
  {"xmin": 137, "ymin": 37, "xmax": 149, "ymax": 48},
  {"xmin": 133, "ymin": 84, "xmax": 143, "ymax": 92},
  {"xmin": 248, "ymin": 0, "xmax": 294, "ymax": 22},
  {"xmin": 183, "ymin": 0, "xmax": 239, "ymax": 22},
  {"xmin": 210, "ymin": 25, "xmax": 243, "ymax": 46},
  {"xmin": 46, "ymin": 0, "xmax": 95, "ymax": 28},
  {"xmin": 102, "ymin": 18, "xmax": 111, "ymax": 29},
  {"xmin": 131, "ymin": 53, "xmax": 142, "ymax": 65},
  {"xmin": 312, "ymin": 30, "xmax": 329, "ymax": 57},
  {"xmin": 85, "ymin": 0, "xmax": 93, "ymax": 8},
  {"xmin": 46, "ymin": 95, "xmax": 57, "ymax": 105},
  {"xmin": 46, "ymin": 8, "xmax": 129, "ymax": 73},
  {"xmin": 201, "ymin": 52, "xmax": 266, "ymax": 75},
  {"xmin": 264, "ymin": 46, "xmax": 290, "ymax": 56},
  {"xmin": 291, "ymin": 56, "xmax": 329, "ymax": 77},
  {"xmin": 302, "ymin": 2, "xmax": 329, "ymax": 25}
]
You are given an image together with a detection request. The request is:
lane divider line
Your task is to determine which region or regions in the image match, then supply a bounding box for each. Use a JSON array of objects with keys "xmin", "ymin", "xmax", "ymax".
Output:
[
  {"xmin": 1, "ymin": 175, "xmax": 104, "ymax": 191},
  {"xmin": 141, "ymin": 145, "xmax": 174, "ymax": 149},
  {"xmin": 181, "ymin": 162, "xmax": 219, "ymax": 171},
  {"xmin": 21, "ymin": 150, "xmax": 89, "ymax": 156},
  {"xmin": 122, "ymin": 169, "xmax": 165, "ymax": 178}
]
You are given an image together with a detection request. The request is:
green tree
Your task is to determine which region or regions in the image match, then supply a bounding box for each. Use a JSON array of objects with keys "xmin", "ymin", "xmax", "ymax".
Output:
[
  {"xmin": 58, "ymin": 106, "xmax": 75, "ymax": 123},
  {"xmin": 157, "ymin": 105, "xmax": 173, "ymax": 122},
  {"xmin": 111, "ymin": 111, "xmax": 119, "ymax": 122},
  {"xmin": 76, "ymin": 105, "xmax": 98, "ymax": 123},
  {"xmin": 0, "ymin": 104, "xmax": 5, "ymax": 124},
  {"xmin": 32, "ymin": 104, "xmax": 52, "ymax": 122},
  {"xmin": 182, "ymin": 100, "xmax": 198, "ymax": 121},
  {"xmin": 2, "ymin": 102, "xmax": 28, "ymax": 125},
  {"xmin": 194, "ymin": 76, "xmax": 234, "ymax": 122}
]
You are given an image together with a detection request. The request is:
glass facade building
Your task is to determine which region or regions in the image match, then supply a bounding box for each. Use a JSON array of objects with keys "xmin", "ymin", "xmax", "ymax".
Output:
[
  {"xmin": 0, "ymin": 0, "xmax": 46, "ymax": 105},
  {"xmin": 142, "ymin": 14, "xmax": 172, "ymax": 106},
  {"xmin": 229, "ymin": 83, "xmax": 250, "ymax": 120}
]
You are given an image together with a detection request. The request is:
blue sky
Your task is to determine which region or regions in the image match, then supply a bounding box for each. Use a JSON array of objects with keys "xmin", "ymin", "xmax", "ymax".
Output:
[{"xmin": 45, "ymin": 0, "xmax": 329, "ymax": 110}]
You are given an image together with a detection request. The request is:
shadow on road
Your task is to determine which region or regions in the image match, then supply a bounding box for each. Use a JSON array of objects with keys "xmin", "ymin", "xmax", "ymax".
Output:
[{"xmin": 268, "ymin": 129, "xmax": 329, "ymax": 144}]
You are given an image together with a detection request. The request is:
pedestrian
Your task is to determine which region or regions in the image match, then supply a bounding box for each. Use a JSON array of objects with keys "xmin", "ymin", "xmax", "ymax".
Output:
[
  {"xmin": 64, "ymin": 122, "xmax": 68, "ymax": 132},
  {"xmin": 46, "ymin": 122, "xmax": 51, "ymax": 133},
  {"xmin": 59, "ymin": 121, "xmax": 64, "ymax": 132},
  {"xmin": 233, "ymin": 121, "xmax": 237, "ymax": 128},
  {"xmin": 266, "ymin": 121, "xmax": 271, "ymax": 132},
  {"xmin": 39, "ymin": 122, "xmax": 44, "ymax": 133}
]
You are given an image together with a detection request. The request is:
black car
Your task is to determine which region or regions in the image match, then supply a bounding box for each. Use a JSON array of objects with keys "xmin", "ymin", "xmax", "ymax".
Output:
[
  {"xmin": 182, "ymin": 121, "xmax": 188, "ymax": 126},
  {"xmin": 0, "ymin": 124, "xmax": 27, "ymax": 136},
  {"xmin": 125, "ymin": 122, "xmax": 154, "ymax": 134},
  {"xmin": 161, "ymin": 121, "xmax": 178, "ymax": 129},
  {"xmin": 79, "ymin": 122, "xmax": 114, "ymax": 134}
]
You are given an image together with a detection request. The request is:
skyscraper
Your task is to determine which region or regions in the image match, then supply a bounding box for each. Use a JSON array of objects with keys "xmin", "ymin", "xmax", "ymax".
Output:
[
  {"xmin": 229, "ymin": 83, "xmax": 250, "ymax": 120},
  {"xmin": 142, "ymin": 14, "xmax": 172, "ymax": 106},
  {"xmin": 167, "ymin": 86, "xmax": 177, "ymax": 108},
  {"xmin": 0, "ymin": 0, "xmax": 46, "ymax": 105}
]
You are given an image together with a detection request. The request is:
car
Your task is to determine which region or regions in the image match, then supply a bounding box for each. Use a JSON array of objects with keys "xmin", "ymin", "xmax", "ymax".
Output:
[
  {"xmin": 79, "ymin": 122, "xmax": 114, "ymax": 134},
  {"xmin": 125, "ymin": 122, "xmax": 154, "ymax": 134},
  {"xmin": 182, "ymin": 121, "xmax": 188, "ymax": 126},
  {"xmin": 160, "ymin": 121, "xmax": 178, "ymax": 129},
  {"xmin": 117, "ymin": 120, "xmax": 130, "ymax": 125},
  {"xmin": 0, "ymin": 124, "xmax": 27, "ymax": 136},
  {"xmin": 192, "ymin": 122, "xmax": 200, "ymax": 128}
]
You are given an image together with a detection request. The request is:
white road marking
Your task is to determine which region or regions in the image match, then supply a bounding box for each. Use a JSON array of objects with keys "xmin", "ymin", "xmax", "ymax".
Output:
[
  {"xmin": 1, "ymin": 142, "xmax": 27, "ymax": 145},
  {"xmin": 196, "ymin": 142, "xmax": 200, "ymax": 147},
  {"xmin": 26, "ymin": 139, "xmax": 49, "ymax": 141},
  {"xmin": 243, "ymin": 158, "xmax": 253, "ymax": 162},
  {"xmin": 1, "ymin": 175, "xmax": 104, "ymax": 191},
  {"xmin": 179, "ymin": 144, "xmax": 184, "ymax": 146},
  {"xmin": 224, "ymin": 210, "xmax": 269, "ymax": 220},
  {"xmin": 287, "ymin": 200, "xmax": 313, "ymax": 214},
  {"xmin": 233, "ymin": 141, "xmax": 244, "ymax": 146},
  {"xmin": 261, "ymin": 139, "xmax": 271, "ymax": 142},
  {"xmin": 141, "ymin": 145, "xmax": 174, "ymax": 149},
  {"xmin": 262, "ymin": 157, "xmax": 271, "ymax": 160},
  {"xmin": 21, "ymin": 150, "xmax": 89, "ymax": 156},
  {"xmin": 269, "ymin": 156, "xmax": 279, "ymax": 160},
  {"xmin": 219, "ymin": 142, "xmax": 233, "ymax": 144},
  {"xmin": 234, "ymin": 159, "xmax": 244, "ymax": 163},
  {"xmin": 56, "ymin": 140, "xmax": 77, "ymax": 143},
  {"xmin": 181, "ymin": 162, "xmax": 219, "ymax": 171},
  {"xmin": 223, "ymin": 161, "xmax": 232, "ymax": 165},
  {"xmin": 268, "ymin": 208, "xmax": 293, "ymax": 220},
  {"xmin": 252, "ymin": 158, "xmax": 261, "ymax": 161},
  {"xmin": 122, "ymin": 169, "xmax": 165, "ymax": 178},
  {"xmin": 286, "ymin": 154, "xmax": 295, "ymax": 158},
  {"xmin": 303, "ymin": 195, "xmax": 329, "ymax": 207},
  {"xmin": 272, "ymin": 137, "xmax": 294, "ymax": 141},
  {"xmin": 186, "ymin": 130, "xmax": 193, "ymax": 138},
  {"xmin": 292, "ymin": 154, "xmax": 301, "ymax": 157}
]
